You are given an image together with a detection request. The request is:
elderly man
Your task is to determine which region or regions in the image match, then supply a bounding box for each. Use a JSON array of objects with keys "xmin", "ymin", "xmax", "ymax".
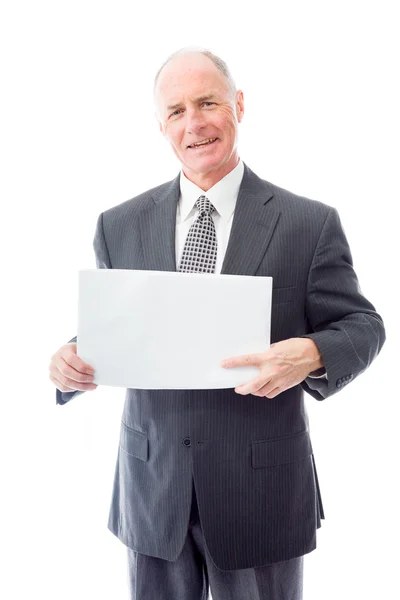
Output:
[{"xmin": 50, "ymin": 47, "xmax": 386, "ymax": 599}]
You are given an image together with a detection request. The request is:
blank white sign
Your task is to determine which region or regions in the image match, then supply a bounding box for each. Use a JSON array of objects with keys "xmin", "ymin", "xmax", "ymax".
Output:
[{"xmin": 77, "ymin": 269, "xmax": 272, "ymax": 389}]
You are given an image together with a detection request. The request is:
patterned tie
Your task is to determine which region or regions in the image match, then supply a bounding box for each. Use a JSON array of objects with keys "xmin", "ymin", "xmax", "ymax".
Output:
[{"xmin": 178, "ymin": 195, "xmax": 218, "ymax": 274}]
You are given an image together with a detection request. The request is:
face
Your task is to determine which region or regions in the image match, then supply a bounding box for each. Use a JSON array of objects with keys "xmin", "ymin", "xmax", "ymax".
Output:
[{"xmin": 155, "ymin": 54, "xmax": 244, "ymax": 189}]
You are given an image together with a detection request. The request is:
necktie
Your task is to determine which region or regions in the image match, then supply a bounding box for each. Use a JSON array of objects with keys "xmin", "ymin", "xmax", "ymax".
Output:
[{"xmin": 178, "ymin": 195, "xmax": 218, "ymax": 274}]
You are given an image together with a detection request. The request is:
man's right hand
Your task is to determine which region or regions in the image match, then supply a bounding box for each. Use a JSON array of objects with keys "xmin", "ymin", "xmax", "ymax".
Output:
[{"xmin": 49, "ymin": 343, "xmax": 98, "ymax": 393}]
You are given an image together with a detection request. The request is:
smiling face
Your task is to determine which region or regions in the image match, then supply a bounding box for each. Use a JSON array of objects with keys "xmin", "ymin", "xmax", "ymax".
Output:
[{"xmin": 154, "ymin": 53, "xmax": 244, "ymax": 190}]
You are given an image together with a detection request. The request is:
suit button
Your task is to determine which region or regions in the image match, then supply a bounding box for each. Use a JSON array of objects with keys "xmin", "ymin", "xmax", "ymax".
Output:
[{"xmin": 182, "ymin": 437, "xmax": 191, "ymax": 447}]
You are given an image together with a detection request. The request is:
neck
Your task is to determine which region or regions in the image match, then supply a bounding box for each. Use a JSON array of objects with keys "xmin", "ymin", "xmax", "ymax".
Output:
[{"xmin": 182, "ymin": 155, "xmax": 240, "ymax": 191}]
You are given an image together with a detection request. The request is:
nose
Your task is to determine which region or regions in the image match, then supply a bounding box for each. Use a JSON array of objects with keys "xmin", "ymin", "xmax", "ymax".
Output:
[{"xmin": 185, "ymin": 108, "xmax": 208, "ymax": 134}]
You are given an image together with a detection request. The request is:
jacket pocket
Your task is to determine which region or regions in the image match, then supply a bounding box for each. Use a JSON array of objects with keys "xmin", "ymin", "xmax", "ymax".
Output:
[
  {"xmin": 251, "ymin": 430, "xmax": 312, "ymax": 468},
  {"xmin": 119, "ymin": 421, "xmax": 149, "ymax": 462}
]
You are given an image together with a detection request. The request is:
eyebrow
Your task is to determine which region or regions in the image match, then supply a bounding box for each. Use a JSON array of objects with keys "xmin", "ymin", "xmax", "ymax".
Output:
[{"xmin": 166, "ymin": 94, "xmax": 216, "ymax": 112}]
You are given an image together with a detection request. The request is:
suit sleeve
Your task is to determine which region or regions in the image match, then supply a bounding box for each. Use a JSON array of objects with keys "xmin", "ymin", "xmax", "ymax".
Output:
[
  {"xmin": 299, "ymin": 207, "xmax": 386, "ymax": 400},
  {"xmin": 56, "ymin": 213, "xmax": 112, "ymax": 406}
]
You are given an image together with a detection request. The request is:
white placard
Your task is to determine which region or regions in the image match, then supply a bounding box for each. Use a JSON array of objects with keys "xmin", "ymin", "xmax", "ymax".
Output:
[{"xmin": 77, "ymin": 269, "xmax": 272, "ymax": 389}]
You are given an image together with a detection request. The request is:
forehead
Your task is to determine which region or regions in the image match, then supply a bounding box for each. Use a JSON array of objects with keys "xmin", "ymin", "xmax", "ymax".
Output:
[{"xmin": 156, "ymin": 55, "xmax": 229, "ymax": 109}]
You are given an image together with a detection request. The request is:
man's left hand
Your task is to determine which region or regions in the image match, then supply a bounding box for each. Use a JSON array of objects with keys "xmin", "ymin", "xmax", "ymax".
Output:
[{"xmin": 220, "ymin": 338, "xmax": 323, "ymax": 398}]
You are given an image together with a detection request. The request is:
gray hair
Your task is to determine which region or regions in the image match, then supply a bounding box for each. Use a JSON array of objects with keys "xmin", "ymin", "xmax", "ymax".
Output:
[{"xmin": 153, "ymin": 46, "xmax": 237, "ymax": 117}]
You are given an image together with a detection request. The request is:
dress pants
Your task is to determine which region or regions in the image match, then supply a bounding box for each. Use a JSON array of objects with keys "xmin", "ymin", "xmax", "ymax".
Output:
[{"xmin": 127, "ymin": 482, "xmax": 303, "ymax": 600}]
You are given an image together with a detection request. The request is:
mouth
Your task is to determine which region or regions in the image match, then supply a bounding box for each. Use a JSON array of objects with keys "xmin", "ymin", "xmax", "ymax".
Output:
[{"xmin": 187, "ymin": 137, "xmax": 219, "ymax": 150}]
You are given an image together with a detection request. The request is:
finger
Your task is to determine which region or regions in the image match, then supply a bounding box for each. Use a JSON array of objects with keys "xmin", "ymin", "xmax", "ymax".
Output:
[
  {"xmin": 235, "ymin": 376, "xmax": 272, "ymax": 395},
  {"xmin": 64, "ymin": 346, "xmax": 95, "ymax": 375},
  {"xmin": 253, "ymin": 383, "xmax": 282, "ymax": 398},
  {"xmin": 58, "ymin": 356, "xmax": 96, "ymax": 384},
  {"xmin": 49, "ymin": 373, "xmax": 76, "ymax": 392},
  {"xmin": 221, "ymin": 354, "xmax": 265, "ymax": 369},
  {"xmin": 51, "ymin": 360, "xmax": 97, "ymax": 391},
  {"xmin": 265, "ymin": 387, "xmax": 282, "ymax": 399},
  {"xmin": 51, "ymin": 371, "xmax": 98, "ymax": 392}
]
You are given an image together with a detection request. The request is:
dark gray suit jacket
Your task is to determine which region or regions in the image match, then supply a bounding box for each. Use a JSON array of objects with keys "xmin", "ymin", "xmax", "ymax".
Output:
[{"xmin": 56, "ymin": 162, "xmax": 385, "ymax": 570}]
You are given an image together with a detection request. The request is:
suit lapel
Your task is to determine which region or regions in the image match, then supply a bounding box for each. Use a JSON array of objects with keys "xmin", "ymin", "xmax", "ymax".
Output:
[
  {"xmin": 140, "ymin": 162, "xmax": 281, "ymax": 276},
  {"xmin": 140, "ymin": 174, "xmax": 180, "ymax": 272},
  {"xmin": 221, "ymin": 165, "xmax": 280, "ymax": 275}
]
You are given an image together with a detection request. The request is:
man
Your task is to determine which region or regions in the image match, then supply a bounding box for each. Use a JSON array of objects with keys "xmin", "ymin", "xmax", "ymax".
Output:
[{"xmin": 50, "ymin": 47, "xmax": 386, "ymax": 599}]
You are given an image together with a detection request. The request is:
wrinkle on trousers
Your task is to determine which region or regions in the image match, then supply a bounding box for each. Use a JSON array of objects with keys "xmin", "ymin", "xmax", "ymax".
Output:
[{"xmin": 127, "ymin": 482, "xmax": 303, "ymax": 600}]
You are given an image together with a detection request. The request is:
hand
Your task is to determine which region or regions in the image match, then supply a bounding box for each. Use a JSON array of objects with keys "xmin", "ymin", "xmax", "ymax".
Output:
[
  {"xmin": 49, "ymin": 343, "xmax": 98, "ymax": 393},
  {"xmin": 220, "ymin": 338, "xmax": 323, "ymax": 398}
]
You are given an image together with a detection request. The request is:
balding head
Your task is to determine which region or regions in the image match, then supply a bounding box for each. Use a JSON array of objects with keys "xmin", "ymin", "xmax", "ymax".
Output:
[
  {"xmin": 154, "ymin": 48, "xmax": 237, "ymax": 122},
  {"xmin": 153, "ymin": 47, "xmax": 244, "ymax": 190}
]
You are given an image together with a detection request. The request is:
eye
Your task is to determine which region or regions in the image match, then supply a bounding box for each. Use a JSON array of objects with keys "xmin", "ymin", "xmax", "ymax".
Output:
[{"xmin": 170, "ymin": 102, "xmax": 215, "ymax": 118}]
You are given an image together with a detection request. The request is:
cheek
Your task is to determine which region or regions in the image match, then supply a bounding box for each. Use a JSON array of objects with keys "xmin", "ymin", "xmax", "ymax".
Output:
[
  {"xmin": 216, "ymin": 109, "xmax": 237, "ymax": 135},
  {"xmin": 166, "ymin": 129, "xmax": 184, "ymax": 151}
]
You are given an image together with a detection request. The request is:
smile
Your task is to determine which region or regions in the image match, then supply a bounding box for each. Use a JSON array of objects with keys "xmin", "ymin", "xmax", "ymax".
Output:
[{"xmin": 188, "ymin": 138, "xmax": 218, "ymax": 149}]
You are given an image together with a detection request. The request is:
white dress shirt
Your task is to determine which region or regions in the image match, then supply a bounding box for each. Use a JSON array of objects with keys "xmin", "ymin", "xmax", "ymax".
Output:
[
  {"xmin": 176, "ymin": 159, "xmax": 244, "ymax": 274},
  {"xmin": 175, "ymin": 159, "xmax": 326, "ymax": 379}
]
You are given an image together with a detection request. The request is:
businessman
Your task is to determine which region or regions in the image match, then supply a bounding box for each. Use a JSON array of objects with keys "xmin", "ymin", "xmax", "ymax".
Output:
[{"xmin": 50, "ymin": 47, "xmax": 386, "ymax": 599}]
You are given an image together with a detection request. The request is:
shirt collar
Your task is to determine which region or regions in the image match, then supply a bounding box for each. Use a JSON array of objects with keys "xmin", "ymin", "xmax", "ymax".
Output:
[{"xmin": 178, "ymin": 159, "xmax": 244, "ymax": 223}]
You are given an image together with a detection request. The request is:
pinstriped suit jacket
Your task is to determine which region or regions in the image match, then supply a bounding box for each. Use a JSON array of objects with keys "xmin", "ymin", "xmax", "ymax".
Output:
[{"xmin": 56, "ymin": 162, "xmax": 385, "ymax": 570}]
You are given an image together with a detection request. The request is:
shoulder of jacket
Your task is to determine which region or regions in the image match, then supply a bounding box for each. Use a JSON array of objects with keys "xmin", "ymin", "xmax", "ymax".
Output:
[
  {"xmin": 100, "ymin": 178, "xmax": 175, "ymax": 221},
  {"xmin": 265, "ymin": 180, "xmax": 333, "ymax": 214}
]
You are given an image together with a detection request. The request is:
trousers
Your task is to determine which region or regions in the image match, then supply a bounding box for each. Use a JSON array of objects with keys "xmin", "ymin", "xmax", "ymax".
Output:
[{"xmin": 127, "ymin": 482, "xmax": 303, "ymax": 599}]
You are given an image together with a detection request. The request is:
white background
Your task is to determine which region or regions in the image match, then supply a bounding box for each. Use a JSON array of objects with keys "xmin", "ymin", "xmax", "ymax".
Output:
[{"xmin": 1, "ymin": 1, "xmax": 398, "ymax": 598}]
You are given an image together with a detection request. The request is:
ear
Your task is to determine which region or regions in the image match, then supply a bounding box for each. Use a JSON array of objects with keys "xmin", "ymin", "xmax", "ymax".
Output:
[
  {"xmin": 156, "ymin": 118, "xmax": 165, "ymax": 137},
  {"xmin": 236, "ymin": 90, "xmax": 245, "ymax": 123}
]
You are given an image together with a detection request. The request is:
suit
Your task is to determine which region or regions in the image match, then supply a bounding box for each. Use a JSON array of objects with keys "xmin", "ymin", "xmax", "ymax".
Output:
[{"xmin": 56, "ymin": 161, "xmax": 385, "ymax": 571}]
